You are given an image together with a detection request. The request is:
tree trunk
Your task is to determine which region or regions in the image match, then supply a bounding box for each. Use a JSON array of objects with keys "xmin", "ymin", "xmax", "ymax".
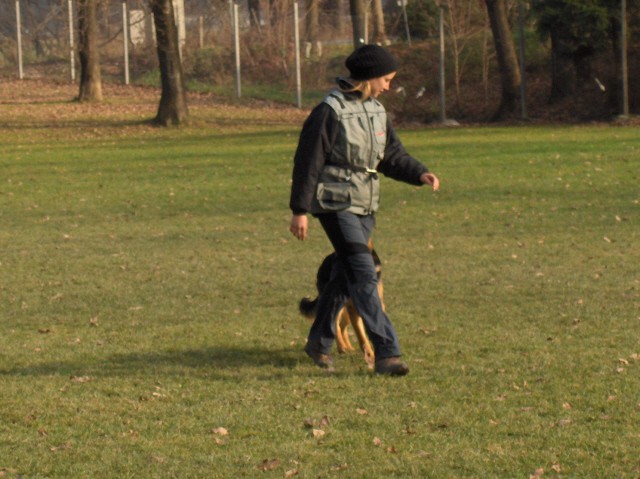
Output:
[
  {"xmin": 306, "ymin": 0, "xmax": 320, "ymax": 40},
  {"xmin": 371, "ymin": 0, "xmax": 388, "ymax": 45},
  {"xmin": 548, "ymin": 30, "xmax": 575, "ymax": 103},
  {"xmin": 606, "ymin": 19, "xmax": 621, "ymax": 112},
  {"xmin": 305, "ymin": 0, "xmax": 321, "ymax": 54},
  {"xmin": 150, "ymin": 0, "xmax": 188, "ymax": 126},
  {"xmin": 247, "ymin": 0, "xmax": 261, "ymax": 27},
  {"xmin": 485, "ymin": 0, "xmax": 520, "ymax": 120},
  {"xmin": 77, "ymin": 0, "xmax": 103, "ymax": 102},
  {"xmin": 349, "ymin": 0, "xmax": 366, "ymax": 48}
]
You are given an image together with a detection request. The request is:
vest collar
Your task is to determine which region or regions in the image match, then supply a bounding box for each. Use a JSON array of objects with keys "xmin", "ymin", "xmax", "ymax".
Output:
[{"xmin": 335, "ymin": 77, "xmax": 364, "ymax": 101}]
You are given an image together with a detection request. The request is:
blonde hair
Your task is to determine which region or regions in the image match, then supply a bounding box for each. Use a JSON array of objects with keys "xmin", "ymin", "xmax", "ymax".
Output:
[{"xmin": 339, "ymin": 79, "xmax": 372, "ymax": 102}]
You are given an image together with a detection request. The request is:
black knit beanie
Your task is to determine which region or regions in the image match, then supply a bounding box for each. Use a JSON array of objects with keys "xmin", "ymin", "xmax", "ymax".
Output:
[{"xmin": 345, "ymin": 45, "xmax": 398, "ymax": 81}]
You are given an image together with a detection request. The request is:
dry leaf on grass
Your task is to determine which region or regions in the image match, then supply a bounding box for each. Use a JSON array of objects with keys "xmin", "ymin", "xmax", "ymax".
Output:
[
  {"xmin": 70, "ymin": 375, "xmax": 91, "ymax": 383},
  {"xmin": 529, "ymin": 467, "xmax": 544, "ymax": 478},
  {"xmin": 211, "ymin": 429, "xmax": 227, "ymax": 444},
  {"xmin": 258, "ymin": 459, "xmax": 280, "ymax": 471},
  {"xmin": 303, "ymin": 415, "xmax": 330, "ymax": 430},
  {"xmin": 50, "ymin": 443, "xmax": 70, "ymax": 452}
]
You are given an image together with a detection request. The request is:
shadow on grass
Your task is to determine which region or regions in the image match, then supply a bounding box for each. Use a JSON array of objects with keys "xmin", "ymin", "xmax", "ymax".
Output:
[{"xmin": 0, "ymin": 345, "xmax": 321, "ymax": 381}]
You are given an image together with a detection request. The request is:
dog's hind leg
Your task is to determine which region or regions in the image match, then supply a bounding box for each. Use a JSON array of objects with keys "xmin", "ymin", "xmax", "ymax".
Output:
[
  {"xmin": 335, "ymin": 306, "xmax": 355, "ymax": 353},
  {"xmin": 349, "ymin": 313, "xmax": 375, "ymax": 369},
  {"xmin": 344, "ymin": 302, "xmax": 374, "ymax": 368}
]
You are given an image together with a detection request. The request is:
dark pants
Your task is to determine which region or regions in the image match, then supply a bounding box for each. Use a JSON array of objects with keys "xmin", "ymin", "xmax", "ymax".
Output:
[{"xmin": 307, "ymin": 211, "xmax": 401, "ymax": 359}]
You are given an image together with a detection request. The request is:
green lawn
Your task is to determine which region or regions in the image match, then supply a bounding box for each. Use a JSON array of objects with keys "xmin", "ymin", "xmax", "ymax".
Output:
[{"xmin": 1, "ymin": 85, "xmax": 639, "ymax": 478}]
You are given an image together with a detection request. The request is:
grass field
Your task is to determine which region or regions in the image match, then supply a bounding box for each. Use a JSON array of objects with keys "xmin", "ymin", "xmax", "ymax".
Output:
[{"xmin": 1, "ymin": 80, "xmax": 639, "ymax": 478}]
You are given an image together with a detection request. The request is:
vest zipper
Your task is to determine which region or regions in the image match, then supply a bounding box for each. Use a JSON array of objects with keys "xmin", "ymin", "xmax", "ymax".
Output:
[{"xmin": 362, "ymin": 100, "xmax": 376, "ymax": 214}]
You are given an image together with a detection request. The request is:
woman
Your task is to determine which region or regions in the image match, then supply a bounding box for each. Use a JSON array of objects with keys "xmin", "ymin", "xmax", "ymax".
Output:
[{"xmin": 289, "ymin": 45, "xmax": 440, "ymax": 376}]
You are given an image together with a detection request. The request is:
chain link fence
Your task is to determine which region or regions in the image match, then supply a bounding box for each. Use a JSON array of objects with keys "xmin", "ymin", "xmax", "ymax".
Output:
[
  {"xmin": 0, "ymin": 0, "xmax": 384, "ymax": 95},
  {"xmin": 1, "ymin": 0, "xmax": 637, "ymax": 118}
]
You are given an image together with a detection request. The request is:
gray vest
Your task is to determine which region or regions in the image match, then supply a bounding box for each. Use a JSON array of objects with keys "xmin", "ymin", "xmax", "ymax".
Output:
[{"xmin": 311, "ymin": 90, "xmax": 388, "ymax": 215}]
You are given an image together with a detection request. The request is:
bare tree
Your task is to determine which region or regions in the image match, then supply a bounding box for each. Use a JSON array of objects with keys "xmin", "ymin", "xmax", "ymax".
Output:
[
  {"xmin": 371, "ymin": 0, "xmax": 388, "ymax": 44},
  {"xmin": 485, "ymin": 0, "xmax": 521, "ymax": 119},
  {"xmin": 248, "ymin": 0, "xmax": 262, "ymax": 27},
  {"xmin": 306, "ymin": 0, "xmax": 321, "ymax": 44},
  {"xmin": 349, "ymin": 0, "xmax": 366, "ymax": 48},
  {"xmin": 442, "ymin": 0, "xmax": 486, "ymax": 106},
  {"xmin": 77, "ymin": 0, "xmax": 102, "ymax": 102},
  {"xmin": 149, "ymin": 0, "xmax": 188, "ymax": 125}
]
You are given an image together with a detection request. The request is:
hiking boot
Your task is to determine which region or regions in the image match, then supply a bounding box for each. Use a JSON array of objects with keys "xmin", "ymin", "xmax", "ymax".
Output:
[
  {"xmin": 374, "ymin": 357, "xmax": 409, "ymax": 376},
  {"xmin": 304, "ymin": 344, "xmax": 335, "ymax": 371}
]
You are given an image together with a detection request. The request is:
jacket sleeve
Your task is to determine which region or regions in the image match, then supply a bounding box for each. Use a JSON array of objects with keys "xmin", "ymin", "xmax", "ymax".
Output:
[
  {"xmin": 377, "ymin": 119, "xmax": 429, "ymax": 186},
  {"xmin": 289, "ymin": 103, "xmax": 338, "ymax": 214}
]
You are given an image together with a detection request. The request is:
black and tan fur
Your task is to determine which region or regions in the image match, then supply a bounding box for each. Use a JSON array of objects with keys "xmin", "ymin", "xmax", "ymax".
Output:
[{"xmin": 299, "ymin": 240, "xmax": 383, "ymax": 368}]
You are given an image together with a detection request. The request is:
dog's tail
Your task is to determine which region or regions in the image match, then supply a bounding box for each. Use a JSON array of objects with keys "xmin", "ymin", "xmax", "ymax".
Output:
[{"xmin": 299, "ymin": 296, "xmax": 318, "ymax": 318}]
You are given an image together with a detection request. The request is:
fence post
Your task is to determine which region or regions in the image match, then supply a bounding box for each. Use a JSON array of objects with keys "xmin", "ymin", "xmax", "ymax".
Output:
[
  {"xmin": 15, "ymin": 0, "xmax": 24, "ymax": 79},
  {"xmin": 294, "ymin": 2, "xmax": 302, "ymax": 108},
  {"xmin": 233, "ymin": 3, "xmax": 241, "ymax": 98},
  {"xmin": 517, "ymin": 0, "xmax": 527, "ymax": 120},
  {"xmin": 400, "ymin": 0, "xmax": 411, "ymax": 46},
  {"xmin": 364, "ymin": 10, "xmax": 368, "ymax": 44},
  {"xmin": 621, "ymin": 0, "xmax": 629, "ymax": 116},
  {"xmin": 68, "ymin": 0, "xmax": 75, "ymax": 82},
  {"xmin": 438, "ymin": 5, "xmax": 446, "ymax": 122},
  {"xmin": 123, "ymin": 1, "xmax": 130, "ymax": 85}
]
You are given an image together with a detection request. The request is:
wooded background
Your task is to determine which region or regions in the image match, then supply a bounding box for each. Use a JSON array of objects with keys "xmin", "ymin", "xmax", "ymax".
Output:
[{"xmin": 1, "ymin": 0, "xmax": 638, "ymax": 123}]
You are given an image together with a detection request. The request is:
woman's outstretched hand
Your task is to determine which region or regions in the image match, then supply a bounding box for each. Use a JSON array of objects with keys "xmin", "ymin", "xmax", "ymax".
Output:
[{"xmin": 420, "ymin": 172, "xmax": 440, "ymax": 191}]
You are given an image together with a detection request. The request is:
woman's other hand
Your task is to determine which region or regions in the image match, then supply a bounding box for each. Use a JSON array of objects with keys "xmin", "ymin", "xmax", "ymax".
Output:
[{"xmin": 290, "ymin": 214, "xmax": 308, "ymax": 241}]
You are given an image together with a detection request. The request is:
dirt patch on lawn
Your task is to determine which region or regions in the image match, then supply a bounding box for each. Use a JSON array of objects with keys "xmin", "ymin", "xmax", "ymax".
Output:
[{"xmin": 0, "ymin": 79, "xmax": 309, "ymax": 135}]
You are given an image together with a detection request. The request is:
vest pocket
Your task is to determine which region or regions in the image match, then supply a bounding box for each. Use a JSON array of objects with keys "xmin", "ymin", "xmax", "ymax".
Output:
[{"xmin": 317, "ymin": 182, "xmax": 351, "ymax": 211}]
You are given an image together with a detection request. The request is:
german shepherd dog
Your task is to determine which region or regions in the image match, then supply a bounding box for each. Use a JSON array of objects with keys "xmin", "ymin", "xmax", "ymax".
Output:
[{"xmin": 299, "ymin": 240, "xmax": 383, "ymax": 368}]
